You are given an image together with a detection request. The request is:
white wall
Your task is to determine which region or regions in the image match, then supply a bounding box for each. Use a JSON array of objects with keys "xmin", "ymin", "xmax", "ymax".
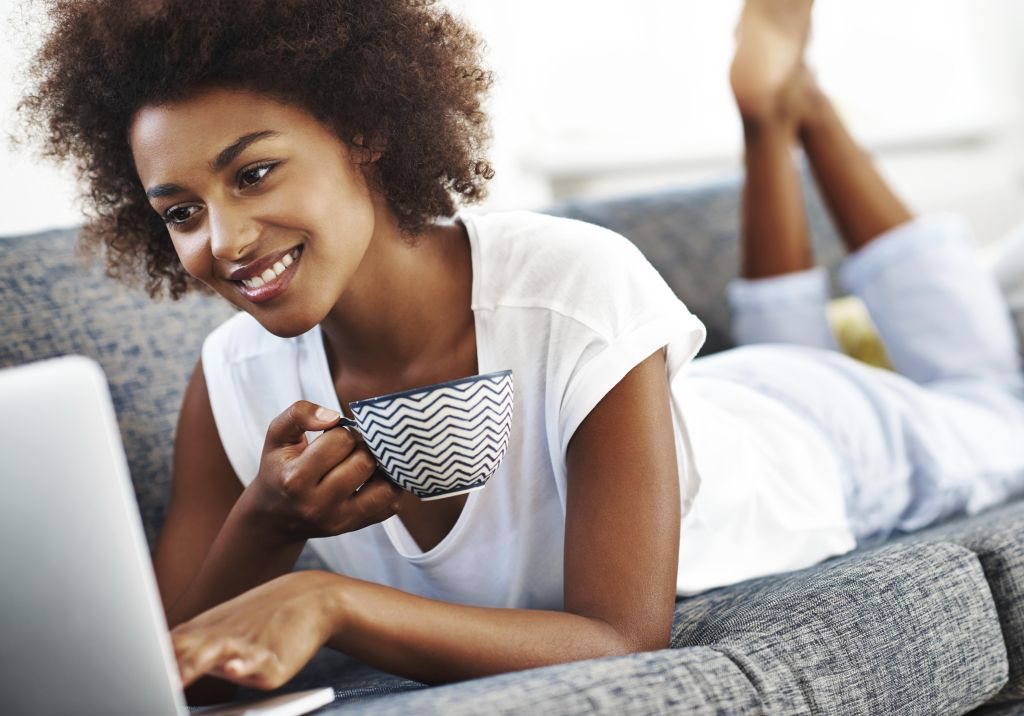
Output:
[
  {"xmin": 1, "ymin": 1, "xmax": 82, "ymax": 234},
  {"xmin": 3, "ymin": 0, "xmax": 1024, "ymax": 242},
  {"xmin": 448, "ymin": 0, "xmax": 1024, "ymax": 243}
]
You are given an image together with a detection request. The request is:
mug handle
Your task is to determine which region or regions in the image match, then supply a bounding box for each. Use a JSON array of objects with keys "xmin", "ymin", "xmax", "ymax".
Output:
[{"xmin": 332, "ymin": 416, "xmax": 360, "ymax": 432}]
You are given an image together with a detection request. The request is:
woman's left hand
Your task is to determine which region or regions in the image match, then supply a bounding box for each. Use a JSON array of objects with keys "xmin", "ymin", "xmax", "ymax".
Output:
[{"xmin": 171, "ymin": 570, "xmax": 344, "ymax": 690}]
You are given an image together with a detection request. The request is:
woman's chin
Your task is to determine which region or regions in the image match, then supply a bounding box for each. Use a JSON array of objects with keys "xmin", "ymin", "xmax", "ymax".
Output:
[
  {"xmin": 211, "ymin": 283, "xmax": 322, "ymax": 338},
  {"xmin": 237, "ymin": 301, "xmax": 325, "ymax": 339}
]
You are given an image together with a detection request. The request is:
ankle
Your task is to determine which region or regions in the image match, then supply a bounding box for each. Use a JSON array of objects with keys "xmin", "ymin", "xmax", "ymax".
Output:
[
  {"xmin": 795, "ymin": 72, "xmax": 831, "ymax": 135},
  {"xmin": 735, "ymin": 82, "xmax": 804, "ymax": 133},
  {"xmin": 740, "ymin": 101, "xmax": 803, "ymax": 133},
  {"xmin": 740, "ymin": 114, "xmax": 801, "ymax": 150}
]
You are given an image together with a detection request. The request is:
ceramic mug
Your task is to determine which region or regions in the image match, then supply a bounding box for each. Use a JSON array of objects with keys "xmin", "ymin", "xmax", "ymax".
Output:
[{"xmin": 335, "ymin": 370, "xmax": 514, "ymax": 500}]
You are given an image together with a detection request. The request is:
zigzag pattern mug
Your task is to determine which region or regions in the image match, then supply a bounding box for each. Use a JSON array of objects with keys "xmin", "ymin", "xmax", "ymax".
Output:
[{"xmin": 343, "ymin": 370, "xmax": 514, "ymax": 500}]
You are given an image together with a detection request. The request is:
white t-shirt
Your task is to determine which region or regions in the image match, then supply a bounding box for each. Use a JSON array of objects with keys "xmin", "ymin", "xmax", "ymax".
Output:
[{"xmin": 202, "ymin": 210, "xmax": 854, "ymax": 604}]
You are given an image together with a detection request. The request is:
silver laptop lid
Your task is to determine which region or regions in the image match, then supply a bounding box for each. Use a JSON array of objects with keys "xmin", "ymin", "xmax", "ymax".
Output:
[{"xmin": 0, "ymin": 355, "xmax": 185, "ymax": 716}]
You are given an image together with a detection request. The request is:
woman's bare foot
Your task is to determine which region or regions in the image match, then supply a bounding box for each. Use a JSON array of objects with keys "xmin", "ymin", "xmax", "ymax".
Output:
[
  {"xmin": 730, "ymin": 0, "xmax": 815, "ymax": 124},
  {"xmin": 793, "ymin": 66, "xmax": 831, "ymax": 135}
]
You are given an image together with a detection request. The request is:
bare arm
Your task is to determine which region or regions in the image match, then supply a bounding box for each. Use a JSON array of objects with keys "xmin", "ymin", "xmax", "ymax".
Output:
[
  {"xmin": 173, "ymin": 349, "xmax": 681, "ymax": 687},
  {"xmin": 152, "ymin": 357, "xmax": 300, "ymax": 627},
  {"xmin": 154, "ymin": 356, "xmax": 401, "ymax": 703}
]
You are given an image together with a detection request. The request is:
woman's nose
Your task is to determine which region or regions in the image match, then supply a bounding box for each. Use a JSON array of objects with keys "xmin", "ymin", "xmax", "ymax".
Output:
[{"xmin": 207, "ymin": 205, "xmax": 259, "ymax": 261}]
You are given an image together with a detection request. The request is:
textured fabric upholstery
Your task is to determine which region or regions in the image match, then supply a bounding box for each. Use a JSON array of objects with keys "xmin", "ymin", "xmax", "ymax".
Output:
[
  {"xmin": 243, "ymin": 646, "xmax": 762, "ymax": 714},
  {"xmin": 330, "ymin": 648, "xmax": 760, "ymax": 715},
  {"xmin": 894, "ymin": 500, "xmax": 1024, "ymax": 703},
  {"xmin": 670, "ymin": 541, "xmax": 1005, "ymax": 715}
]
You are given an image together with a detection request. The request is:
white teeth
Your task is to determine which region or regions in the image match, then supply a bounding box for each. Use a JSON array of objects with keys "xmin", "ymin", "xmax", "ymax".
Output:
[{"xmin": 240, "ymin": 247, "xmax": 301, "ymax": 290}]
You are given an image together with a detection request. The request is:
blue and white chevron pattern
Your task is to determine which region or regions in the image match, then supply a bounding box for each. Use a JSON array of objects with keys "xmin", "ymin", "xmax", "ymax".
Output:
[{"xmin": 350, "ymin": 370, "xmax": 514, "ymax": 500}]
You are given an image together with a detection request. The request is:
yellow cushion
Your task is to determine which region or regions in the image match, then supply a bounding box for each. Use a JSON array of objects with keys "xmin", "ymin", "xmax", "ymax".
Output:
[{"xmin": 826, "ymin": 296, "xmax": 893, "ymax": 370}]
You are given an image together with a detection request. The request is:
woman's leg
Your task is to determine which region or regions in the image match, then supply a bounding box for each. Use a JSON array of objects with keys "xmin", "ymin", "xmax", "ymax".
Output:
[
  {"xmin": 727, "ymin": 0, "xmax": 837, "ymax": 349},
  {"xmin": 774, "ymin": 37, "xmax": 1024, "ymax": 531},
  {"xmin": 731, "ymin": 0, "xmax": 814, "ymax": 280},
  {"xmin": 796, "ymin": 73, "xmax": 913, "ymax": 253},
  {"xmin": 717, "ymin": 1, "xmax": 1024, "ymax": 543},
  {"xmin": 794, "ymin": 73, "xmax": 1022, "ymax": 385}
]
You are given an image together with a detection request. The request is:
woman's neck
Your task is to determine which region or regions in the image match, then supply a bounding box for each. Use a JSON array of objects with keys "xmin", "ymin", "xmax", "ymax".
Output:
[{"xmin": 318, "ymin": 213, "xmax": 475, "ymax": 391}]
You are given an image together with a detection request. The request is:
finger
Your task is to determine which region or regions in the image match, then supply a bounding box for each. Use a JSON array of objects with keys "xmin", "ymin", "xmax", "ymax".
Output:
[
  {"xmin": 177, "ymin": 638, "xmax": 239, "ymax": 689},
  {"xmin": 292, "ymin": 422, "xmax": 364, "ymax": 482},
  {"xmin": 171, "ymin": 629, "xmax": 202, "ymax": 667},
  {"xmin": 265, "ymin": 400, "xmax": 342, "ymax": 450},
  {"xmin": 317, "ymin": 446, "xmax": 384, "ymax": 498},
  {"xmin": 217, "ymin": 651, "xmax": 286, "ymax": 691},
  {"xmin": 222, "ymin": 657, "xmax": 254, "ymax": 679},
  {"xmin": 327, "ymin": 471, "xmax": 405, "ymax": 528},
  {"xmin": 212, "ymin": 653, "xmax": 262, "ymax": 685}
]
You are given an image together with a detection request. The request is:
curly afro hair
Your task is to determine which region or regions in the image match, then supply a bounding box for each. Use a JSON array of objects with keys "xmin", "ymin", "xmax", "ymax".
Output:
[{"xmin": 21, "ymin": 0, "xmax": 495, "ymax": 299}]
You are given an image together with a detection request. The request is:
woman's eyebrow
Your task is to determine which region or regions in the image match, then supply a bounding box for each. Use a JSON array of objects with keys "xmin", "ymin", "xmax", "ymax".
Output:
[
  {"xmin": 209, "ymin": 130, "xmax": 280, "ymax": 173},
  {"xmin": 145, "ymin": 130, "xmax": 281, "ymax": 199},
  {"xmin": 146, "ymin": 183, "xmax": 184, "ymax": 199}
]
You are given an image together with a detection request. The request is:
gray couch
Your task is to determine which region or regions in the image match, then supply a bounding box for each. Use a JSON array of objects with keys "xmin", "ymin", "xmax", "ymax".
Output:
[{"xmin": 4, "ymin": 177, "xmax": 1024, "ymax": 715}]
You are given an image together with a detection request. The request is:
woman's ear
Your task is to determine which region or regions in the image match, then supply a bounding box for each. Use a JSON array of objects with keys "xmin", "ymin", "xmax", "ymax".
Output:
[{"xmin": 351, "ymin": 133, "xmax": 386, "ymax": 164}]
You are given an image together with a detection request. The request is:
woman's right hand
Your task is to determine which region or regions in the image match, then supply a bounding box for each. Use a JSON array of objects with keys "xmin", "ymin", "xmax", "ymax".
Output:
[{"xmin": 239, "ymin": 400, "xmax": 404, "ymax": 545}]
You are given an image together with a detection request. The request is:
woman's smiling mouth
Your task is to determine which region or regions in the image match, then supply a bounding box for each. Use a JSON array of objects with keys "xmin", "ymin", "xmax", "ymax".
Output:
[{"xmin": 234, "ymin": 246, "xmax": 303, "ymax": 303}]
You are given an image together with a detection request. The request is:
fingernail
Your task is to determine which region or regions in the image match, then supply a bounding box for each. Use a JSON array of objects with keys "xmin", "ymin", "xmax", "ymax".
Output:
[
  {"xmin": 315, "ymin": 407, "xmax": 340, "ymax": 422},
  {"xmin": 226, "ymin": 658, "xmax": 246, "ymax": 673}
]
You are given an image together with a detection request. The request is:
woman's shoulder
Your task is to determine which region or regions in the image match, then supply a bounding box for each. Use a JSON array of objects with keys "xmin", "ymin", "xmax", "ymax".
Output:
[
  {"xmin": 462, "ymin": 210, "xmax": 670, "ymax": 323},
  {"xmin": 463, "ymin": 209, "xmax": 642, "ymax": 263}
]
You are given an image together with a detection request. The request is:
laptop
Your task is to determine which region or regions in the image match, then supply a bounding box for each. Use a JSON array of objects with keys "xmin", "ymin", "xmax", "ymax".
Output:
[{"xmin": 0, "ymin": 355, "xmax": 335, "ymax": 716}]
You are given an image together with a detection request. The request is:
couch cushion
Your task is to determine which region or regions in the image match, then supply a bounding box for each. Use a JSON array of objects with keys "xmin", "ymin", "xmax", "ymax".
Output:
[
  {"xmin": 893, "ymin": 500, "xmax": 1024, "ymax": 702},
  {"xmin": 323, "ymin": 647, "xmax": 758, "ymax": 716},
  {"xmin": 668, "ymin": 541, "xmax": 1005, "ymax": 715},
  {"xmin": 0, "ymin": 228, "xmax": 234, "ymax": 545},
  {"xmin": 545, "ymin": 171, "xmax": 844, "ymax": 356}
]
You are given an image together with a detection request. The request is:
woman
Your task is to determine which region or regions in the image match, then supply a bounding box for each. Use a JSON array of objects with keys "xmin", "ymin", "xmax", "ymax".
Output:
[{"xmin": 22, "ymin": 0, "xmax": 1024, "ymax": 702}]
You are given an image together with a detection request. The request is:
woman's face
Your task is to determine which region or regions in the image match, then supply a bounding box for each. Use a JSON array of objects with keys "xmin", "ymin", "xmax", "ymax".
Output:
[{"xmin": 130, "ymin": 87, "xmax": 379, "ymax": 337}]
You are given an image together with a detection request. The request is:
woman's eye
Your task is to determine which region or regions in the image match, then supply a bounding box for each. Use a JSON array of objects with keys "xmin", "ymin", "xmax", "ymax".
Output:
[
  {"xmin": 238, "ymin": 162, "xmax": 277, "ymax": 188},
  {"xmin": 162, "ymin": 204, "xmax": 201, "ymax": 226}
]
